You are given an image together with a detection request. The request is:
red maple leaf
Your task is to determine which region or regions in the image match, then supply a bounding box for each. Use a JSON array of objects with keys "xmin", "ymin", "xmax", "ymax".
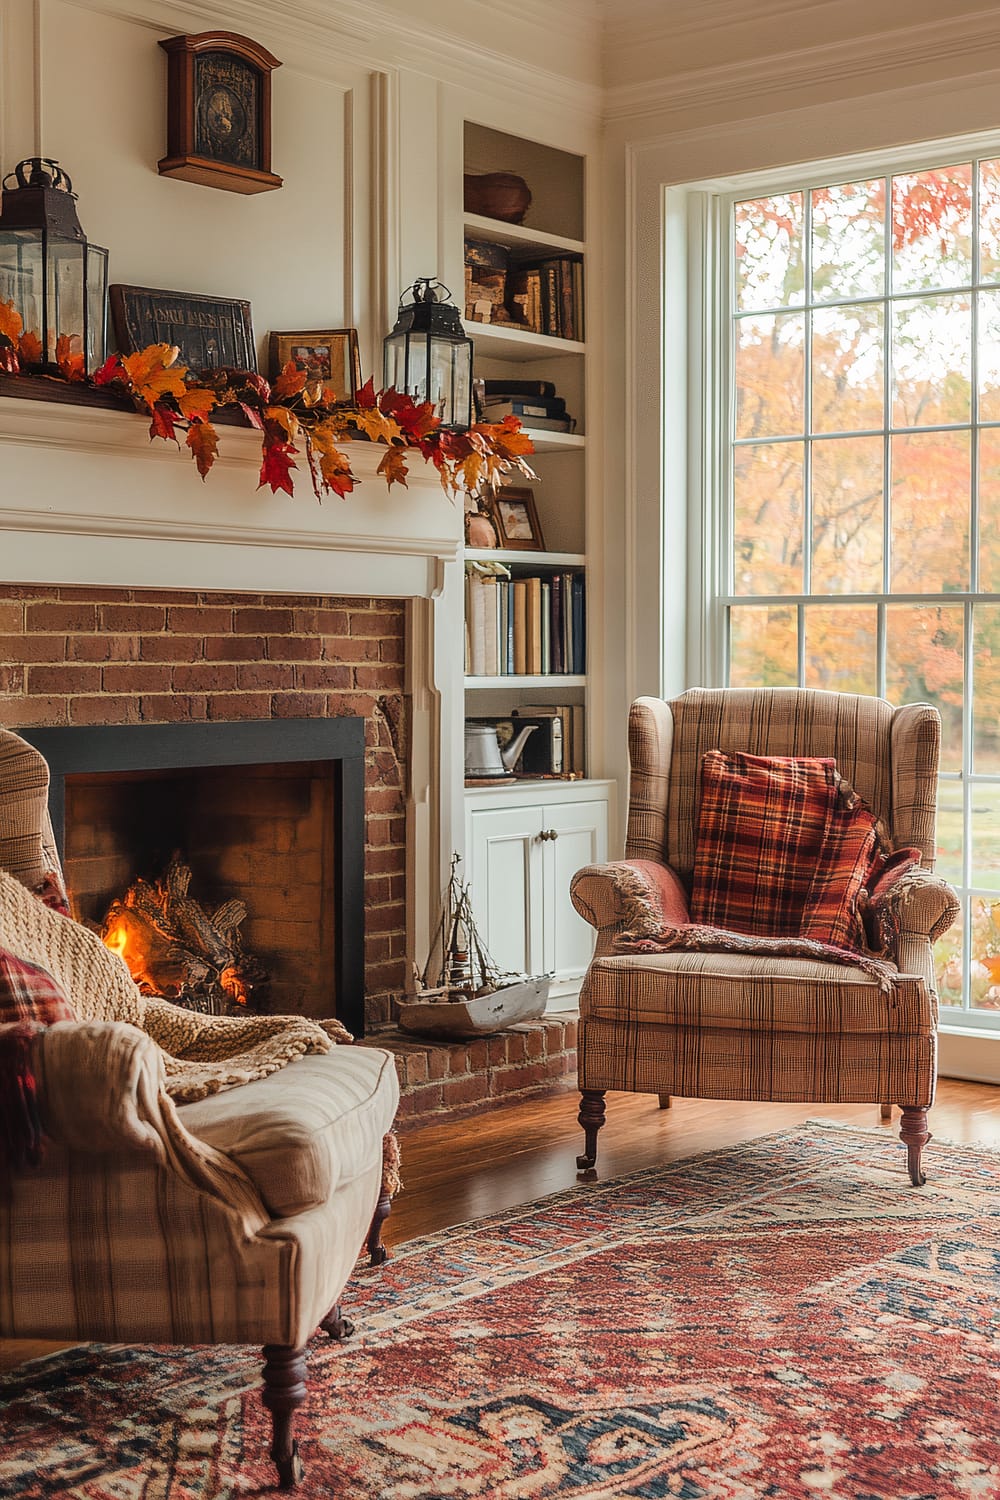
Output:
[
  {"xmin": 149, "ymin": 402, "xmax": 177, "ymax": 443},
  {"xmin": 258, "ymin": 436, "xmax": 298, "ymax": 495},
  {"xmin": 93, "ymin": 354, "xmax": 122, "ymax": 386},
  {"xmin": 355, "ymin": 375, "xmax": 378, "ymax": 409}
]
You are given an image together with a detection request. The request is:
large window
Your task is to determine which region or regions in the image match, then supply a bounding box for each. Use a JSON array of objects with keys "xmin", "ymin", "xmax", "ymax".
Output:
[{"xmin": 719, "ymin": 152, "xmax": 1000, "ymax": 1027}]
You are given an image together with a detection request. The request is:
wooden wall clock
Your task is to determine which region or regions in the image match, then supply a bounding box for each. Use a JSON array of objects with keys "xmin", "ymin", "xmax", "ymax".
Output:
[{"xmin": 157, "ymin": 32, "xmax": 283, "ymax": 195}]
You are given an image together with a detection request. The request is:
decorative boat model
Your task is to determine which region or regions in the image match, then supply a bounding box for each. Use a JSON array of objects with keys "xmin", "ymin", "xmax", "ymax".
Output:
[{"xmin": 397, "ymin": 855, "xmax": 549, "ymax": 1040}]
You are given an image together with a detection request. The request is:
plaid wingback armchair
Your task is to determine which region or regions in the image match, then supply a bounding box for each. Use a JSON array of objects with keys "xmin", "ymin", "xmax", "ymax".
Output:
[
  {"xmin": 0, "ymin": 727, "xmax": 399, "ymax": 1488},
  {"xmin": 570, "ymin": 689, "xmax": 959, "ymax": 1187}
]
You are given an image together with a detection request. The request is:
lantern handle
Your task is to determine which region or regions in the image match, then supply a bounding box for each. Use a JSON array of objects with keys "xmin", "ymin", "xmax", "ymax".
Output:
[
  {"xmin": 3, "ymin": 158, "xmax": 74, "ymax": 194},
  {"xmin": 402, "ymin": 277, "xmax": 453, "ymax": 309}
]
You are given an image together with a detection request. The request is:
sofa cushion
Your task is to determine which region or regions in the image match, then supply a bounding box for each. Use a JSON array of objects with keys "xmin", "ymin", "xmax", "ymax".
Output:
[
  {"xmin": 178, "ymin": 1043, "xmax": 398, "ymax": 1218},
  {"xmin": 689, "ymin": 750, "xmax": 879, "ymax": 948},
  {"xmin": 582, "ymin": 950, "xmax": 934, "ymax": 1036}
]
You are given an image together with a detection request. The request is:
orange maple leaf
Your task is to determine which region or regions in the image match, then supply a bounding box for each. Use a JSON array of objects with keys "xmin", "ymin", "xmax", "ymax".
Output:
[
  {"xmin": 121, "ymin": 344, "xmax": 188, "ymax": 410},
  {"xmin": 474, "ymin": 415, "xmax": 536, "ymax": 461},
  {"xmin": 149, "ymin": 403, "xmax": 177, "ymax": 443},
  {"xmin": 55, "ymin": 334, "xmax": 85, "ymax": 383},
  {"xmin": 272, "ymin": 361, "xmax": 308, "ymax": 401},
  {"xmin": 178, "ymin": 387, "xmax": 218, "ymax": 421},
  {"xmin": 377, "ymin": 444, "xmax": 409, "ymax": 489},
  {"xmin": 308, "ymin": 420, "xmax": 356, "ymax": 498},
  {"xmin": 18, "ymin": 330, "xmax": 43, "ymax": 366},
  {"xmin": 0, "ymin": 299, "xmax": 23, "ymax": 345},
  {"xmin": 265, "ymin": 404, "xmax": 300, "ymax": 441},
  {"xmin": 186, "ymin": 419, "xmax": 219, "ymax": 479}
]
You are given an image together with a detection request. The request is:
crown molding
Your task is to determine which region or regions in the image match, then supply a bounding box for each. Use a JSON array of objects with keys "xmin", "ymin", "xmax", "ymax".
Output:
[
  {"xmin": 604, "ymin": 7, "xmax": 1000, "ymax": 125},
  {"xmin": 64, "ymin": 0, "xmax": 602, "ymax": 112}
]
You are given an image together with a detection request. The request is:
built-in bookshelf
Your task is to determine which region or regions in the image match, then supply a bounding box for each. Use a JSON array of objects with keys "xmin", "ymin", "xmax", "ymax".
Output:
[{"xmin": 463, "ymin": 121, "xmax": 590, "ymax": 780}]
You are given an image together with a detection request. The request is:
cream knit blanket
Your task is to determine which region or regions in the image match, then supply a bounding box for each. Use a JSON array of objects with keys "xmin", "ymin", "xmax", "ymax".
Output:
[{"xmin": 0, "ymin": 867, "xmax": 349, "ymax": 1103}]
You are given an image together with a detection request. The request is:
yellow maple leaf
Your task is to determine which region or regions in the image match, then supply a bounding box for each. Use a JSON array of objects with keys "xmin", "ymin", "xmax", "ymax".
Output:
[
  {"xmin": 265, "ymin": 404, "xmax": 300, "ymax": 441},
  {"xmin": 121, "ymin": 344, "xmax": 188, "ymax": 410},
  {"xmin": 377, "ymin": 444, "xmax": 409, "ymax": 488},
  {"xmin": 460, "ymin": 452, "xmax": 484, "ymax": 494},
  {"xmin": 351, "ymin": 406, "xmax": 401, "ymax": 445},
  {"xmin": 0, "ymin": 299, "xmax": 23, "ymax": 344}
]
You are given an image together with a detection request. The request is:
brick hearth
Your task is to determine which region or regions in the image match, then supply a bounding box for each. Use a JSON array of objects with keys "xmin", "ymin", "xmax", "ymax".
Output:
[
  {"xmin": 367, "ymin": 1014, "xmax": 579, "ymax": 1127},
  {"xmin": 0, "ymin": 583, "xmax": 407, "ymax": 1030}
]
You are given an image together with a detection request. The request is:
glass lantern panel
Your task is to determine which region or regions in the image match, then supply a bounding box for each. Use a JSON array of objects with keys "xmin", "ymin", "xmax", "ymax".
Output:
[
  {"xmin": 429, "ymin": 340, "xmax": 464, "ymax": 426},
  {"xmin": 0, "ymin": 229, "xmax": 44, "ymax": 357},
  {"xmin": 85, "ymin": 244, "xmax": 108, "ymax": 372},
  {"xmin": 46, "ymin": 237, "xmax": 85, "ymax": 361}
]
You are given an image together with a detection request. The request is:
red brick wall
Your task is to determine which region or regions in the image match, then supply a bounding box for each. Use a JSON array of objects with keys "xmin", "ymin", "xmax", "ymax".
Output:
[{"xmin": 0, "ymin": 585, "xmax": 407, "ymax": 1030}]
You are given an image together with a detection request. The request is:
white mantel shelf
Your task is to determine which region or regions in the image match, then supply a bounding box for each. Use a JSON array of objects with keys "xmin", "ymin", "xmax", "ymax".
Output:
[{"xmin": 0, "ymin": 393, "xmax": 461, "ymax": 600}]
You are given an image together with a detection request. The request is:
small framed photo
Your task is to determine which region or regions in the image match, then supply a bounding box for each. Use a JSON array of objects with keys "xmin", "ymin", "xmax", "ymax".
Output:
[
  {"xmin": 268, "ymin": 328, "xmax": 361, "ymax": 400},
  {"xmin": 490, "ymin": 487, "xmax": 545, "ymax": 551}
]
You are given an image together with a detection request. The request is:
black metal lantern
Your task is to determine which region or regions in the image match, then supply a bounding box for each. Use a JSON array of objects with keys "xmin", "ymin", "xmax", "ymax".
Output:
[
  {"xmin": 383, "ymin": 278, "xmax": 473, "ymax": 430},
  {"xmin": 0, "ymin": 158, "xmax": 108, "ymax": 374}
]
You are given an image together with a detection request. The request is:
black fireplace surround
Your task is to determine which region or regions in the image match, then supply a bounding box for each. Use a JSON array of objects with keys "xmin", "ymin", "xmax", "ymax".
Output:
[{"xmin": 22, "ymin": 718, "xmax": 367, "ymax": 1035}]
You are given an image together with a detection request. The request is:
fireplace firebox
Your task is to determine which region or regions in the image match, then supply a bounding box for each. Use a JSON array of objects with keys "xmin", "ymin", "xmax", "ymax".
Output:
[{"xmin": 23, "ymin": 719, "xmax": 367, "ymax": 1034}]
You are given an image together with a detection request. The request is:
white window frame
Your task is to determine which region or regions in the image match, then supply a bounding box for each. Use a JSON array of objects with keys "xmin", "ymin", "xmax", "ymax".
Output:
[{"xmin": 674, "ymin": 128, "xmax": 1000, "ymax": 1038}]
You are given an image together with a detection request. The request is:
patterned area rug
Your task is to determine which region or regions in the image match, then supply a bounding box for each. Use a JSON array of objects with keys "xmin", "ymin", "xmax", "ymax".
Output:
[{"xmin": 3, "ymin": 1123, "xmax": 999, "ymax": 1499}]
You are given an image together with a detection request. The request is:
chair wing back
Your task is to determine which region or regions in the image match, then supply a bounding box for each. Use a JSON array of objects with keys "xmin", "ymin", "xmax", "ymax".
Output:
[
  {"xmin": 625, "ymin": 688, "xmax": 940, "ymax": 878},
  {"xmin": 0, "ymin": 726, "xmax": 62, "ymax": 888}
]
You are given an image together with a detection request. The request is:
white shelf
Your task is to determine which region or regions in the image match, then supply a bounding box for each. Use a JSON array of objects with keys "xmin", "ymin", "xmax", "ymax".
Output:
[
  {"xmin": 465, "ymin": 320, "xmax": 585, "ymax": 362},
  {"xmin": 465, "ymin": 674, "xmax": 586, "ymax": 689},
  {"xmin": 466, "ymin": 549, "xmax": 586, "ymax": 569},
  {"xmin": 522, "ymin": 428, "xmax": 585, "ymax": 452},
  {"xmin": 464, "ymin": 213, "xmax": 585, "ymax": 257}
]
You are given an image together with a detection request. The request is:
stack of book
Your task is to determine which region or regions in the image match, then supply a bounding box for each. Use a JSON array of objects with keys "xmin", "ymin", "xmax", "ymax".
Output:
[
  {"xmin": 506, "ymin": 253, "xmax": 584, "ymax": 341},
  {"xmin": 466, "ymin": 567, "xmax": 585, "ymax": 677},
  {"xmin": 511, "ymin": 704, "xmax": 586, "ymax": 777},
  {"xmin": 463, "ymin": 239, "xmax": 584, "ymax": 342},
  {"xmin": 476, "ymin": 378, "xmax": 576, "ymax": 434}
]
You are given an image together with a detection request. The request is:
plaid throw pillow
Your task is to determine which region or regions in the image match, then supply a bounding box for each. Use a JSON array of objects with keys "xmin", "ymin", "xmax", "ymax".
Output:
[
  {"xmin": 689, "ymin": 751, "xmax": 880, "ymax": 949},
  {"xmin": 0, "ymin": 946, "xmax": 77, "ymax": 1026}
]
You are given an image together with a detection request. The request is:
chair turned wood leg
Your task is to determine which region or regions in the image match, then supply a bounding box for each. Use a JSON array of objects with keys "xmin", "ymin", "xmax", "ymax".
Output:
[
  {"xmin": 576, "ymin": 1089, "xmax": 606, "ymax": 1172},
  {"xmin": 262, "ymin": 1345, "xmax": 308, "ymax": 1489},
  {"xmin": 658, "ymin": 1093, "xmax": 671, "ymax": 1110},
  {"xmin": 366, "ymin": 1187, "xmax": 391, "ymax": 1267},
  {"xmin": 900, "ymin": 1105, "xmax": 932, "ymax": 1187},
  {"xmin": 880, "ymin": 1102, "xmax": 893, "ymax": 1121},
  {"xmin": 320, "ymin": 1302, "xmax": 355, "ymax": 1341}
]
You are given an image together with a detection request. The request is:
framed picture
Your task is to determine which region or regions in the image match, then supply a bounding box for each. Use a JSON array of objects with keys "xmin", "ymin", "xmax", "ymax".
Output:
[
  {"xmin": 110, "ymin": 284, "xmax": 256, "ymax": 373},
  {"xmin": 268, "ymin": 329, "xmax": 361, "ymax": 400},
  {"xmin": 490, "ymin": 487, "xmax": 545, "ymax": 551}
]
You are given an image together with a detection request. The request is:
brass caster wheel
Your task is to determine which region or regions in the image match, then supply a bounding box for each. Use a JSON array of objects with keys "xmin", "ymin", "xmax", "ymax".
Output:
[{"xmin": 276, "ymin": 1440, "xmax": 305, "ymax": 1489}]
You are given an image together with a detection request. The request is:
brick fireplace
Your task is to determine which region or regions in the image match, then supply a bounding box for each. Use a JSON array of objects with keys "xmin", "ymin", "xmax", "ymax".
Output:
[{"xmin": 0, "ymin": 583, "xmax": 408, "ymax": 1032}]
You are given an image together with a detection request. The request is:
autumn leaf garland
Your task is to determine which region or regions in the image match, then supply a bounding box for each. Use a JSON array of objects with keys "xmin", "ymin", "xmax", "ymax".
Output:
[{"xmin": 0, "ymin": 302, "xmax": 537, "ymax": 501}]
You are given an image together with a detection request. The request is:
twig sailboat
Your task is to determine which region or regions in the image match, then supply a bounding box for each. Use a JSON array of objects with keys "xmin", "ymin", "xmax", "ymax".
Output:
[{"xmin": 397, "ymin": 855, "xmax": 549, "ymax": 1039}]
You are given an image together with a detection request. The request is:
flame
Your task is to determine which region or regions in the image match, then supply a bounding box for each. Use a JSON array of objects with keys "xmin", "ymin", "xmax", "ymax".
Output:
[{"xmin": 103, "ymin": 921, "xmax": 130, "ymax": 963}]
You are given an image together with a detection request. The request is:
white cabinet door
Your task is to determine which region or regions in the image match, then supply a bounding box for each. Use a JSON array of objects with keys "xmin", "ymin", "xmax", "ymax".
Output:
[
  {"xmin": 542, "ymin": 798, "xmax": 608, "ymax": 983},
  {"xmin": 467, "ymin": 803, "xmax": 545, "ymax": 977}
]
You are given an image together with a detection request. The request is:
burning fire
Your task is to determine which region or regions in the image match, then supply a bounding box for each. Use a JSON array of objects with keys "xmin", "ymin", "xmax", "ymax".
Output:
[{"xmin": 103, "ymin": 920, "xmax": 129, "ymax": 963}]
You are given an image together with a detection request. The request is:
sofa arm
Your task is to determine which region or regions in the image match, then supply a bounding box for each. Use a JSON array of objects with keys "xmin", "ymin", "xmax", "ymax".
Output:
[
  {"xmin": 571, "ymin": 859, "xmax": 689, "ymax": 955},
  {"xmin": 32, "ymin": 1019, "xmax": 268, "ymax": 1230}
]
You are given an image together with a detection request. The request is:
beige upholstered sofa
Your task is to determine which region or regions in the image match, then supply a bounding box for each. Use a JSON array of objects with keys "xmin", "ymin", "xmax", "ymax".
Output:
[
  {"xmin": 571, "ymin": 689, "xmax": 959, "ymax": 1187},
  {"xmin": 0, "ymin": 727, "xmax": 399, "ymax": 1488}
]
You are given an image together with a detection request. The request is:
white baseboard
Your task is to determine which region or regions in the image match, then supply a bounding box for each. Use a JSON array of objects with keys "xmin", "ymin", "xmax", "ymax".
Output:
[{"xmin": 938, "ymin": 1027, "xmax": 1000, "ymax": 1086}]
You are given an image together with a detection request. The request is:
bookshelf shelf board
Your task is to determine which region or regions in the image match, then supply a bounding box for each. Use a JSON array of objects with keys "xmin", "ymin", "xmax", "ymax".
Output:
[
  {"xmin": 464, "ymin": 321, "xmax": 586, "ymax": 362},
  {"xmin": 522, "ymin": 428, "xmax": 585, "ymax": 452},
  {"xmin": 464, "ymin": 213, "xmax": 585, "ymax": 257},
  {"xmin": 465, "ymin": 549, "xmax": 586, "ymax": 569},
  {"xmin": 465, "ymin": 674, "xmax": 587, "ymax": 690}
]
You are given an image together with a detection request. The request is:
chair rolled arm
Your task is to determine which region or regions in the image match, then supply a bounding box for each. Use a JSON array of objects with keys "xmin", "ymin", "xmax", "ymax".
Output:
[
  {"xmin": 31, "ymin": 1019, "xmax": 267, "ymax": 1229},
  {"xmin": 880, "ymin": 868, "xmax": 960, "ymax": 944},
  {"xmin": 571, "ymin": 859, "xmax": 689, "ymax": 952}
]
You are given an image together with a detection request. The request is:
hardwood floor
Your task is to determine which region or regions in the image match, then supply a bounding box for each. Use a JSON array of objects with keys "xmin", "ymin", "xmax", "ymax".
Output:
[{"xmin": 3, "ymin": 1076, "xmax": 999, "ymax": 1376}]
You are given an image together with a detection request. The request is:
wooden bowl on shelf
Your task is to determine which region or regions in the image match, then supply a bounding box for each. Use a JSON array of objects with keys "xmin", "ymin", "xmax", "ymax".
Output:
[{"xmin": 464, "ymin": 171, "xmax": 532, "ymax": 224}]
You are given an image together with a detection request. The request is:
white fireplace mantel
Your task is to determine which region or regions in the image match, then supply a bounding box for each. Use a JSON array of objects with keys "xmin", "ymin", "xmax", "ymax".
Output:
[{"xmin": 0, "ymin": 390, "xmax": 467, "ymax": 982}]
